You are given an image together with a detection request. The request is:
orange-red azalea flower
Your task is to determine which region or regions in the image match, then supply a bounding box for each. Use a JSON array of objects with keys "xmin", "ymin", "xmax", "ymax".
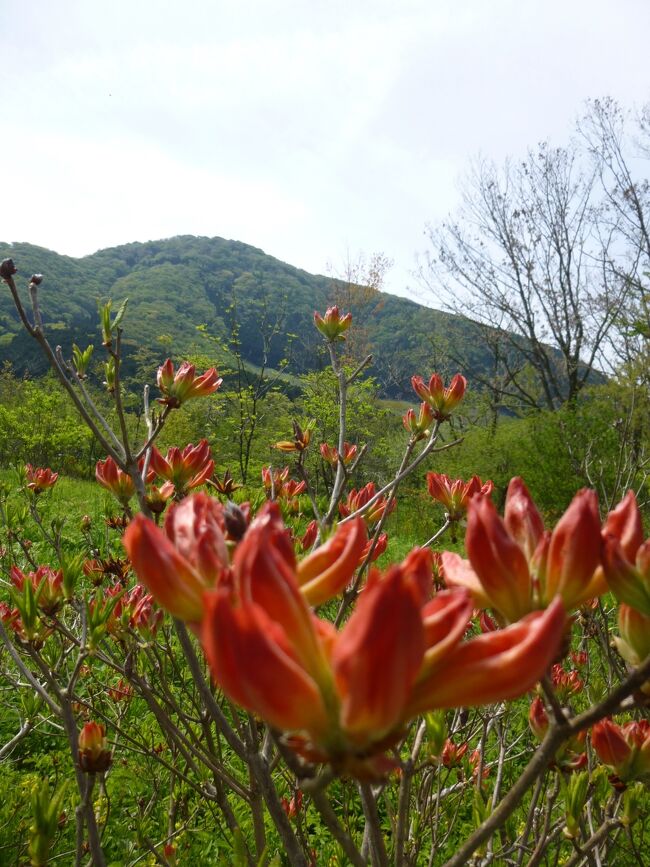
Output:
[
  {"xmin": 149, "ymin": 440, "xmax": 214, "ymax": 497},
  {"xmin": 339, "ymin": 482, "xmax": 396, "ymax": 526},
  {"xmin": 95, "ymin": 456, "xmax": 135, "ymax": 506},
  {"xmin": 200, "ymin": 504, "xmax": 566, "ymax": 772},
  {"xmin": 592, "ymin": 719, "xmax": 650, "ymax": 782},
  {"xmin": 444, "ymin": 477, "xmax": 604, "ymax": 621},
  {"xmin": 426, "ymin": 473, "xmax": 493, "ymax": 521},
  {"xmin": 78, "ymin": 722, "xmax": 112, "ymax": 773},
  {"xmin": 157, "ymin": 359, "xmax": 222, "ymax": 408},
  {"xmin": 25, "ymin": 464, "xmax": 58, "ymax": 492},
  {"xmin": 411, "ymin": 373, "xmax": 467, "ymax": 420},
  {"xmin": 314, "ymin": 306, "xmax": 352, "ymax": 341},
  {"xmin": 320, "ymin": 441, "xmax": 358, "ymax": 466}
]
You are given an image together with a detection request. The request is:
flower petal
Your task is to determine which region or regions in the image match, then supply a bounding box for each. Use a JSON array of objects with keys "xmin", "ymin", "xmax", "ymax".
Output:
[
  {"xmin": 297, "ymin": 519, "xmax": 367, "ymax": 606},
  {"xmin": 123, "ymin": 514, "xmax": 205, "ymax": 622},
  {"xmin": 201, "ymin": 589, "xmax": 328, "ymax": 736},
  {"xmin": 332, "ymin": 566, "xmax": 424, "ymax": 742},
  {"xmin": 405, "ymin": 597, "xmax": 566, "ymax": 715}
]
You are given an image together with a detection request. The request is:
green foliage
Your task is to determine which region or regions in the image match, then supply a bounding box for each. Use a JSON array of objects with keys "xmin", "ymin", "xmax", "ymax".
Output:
[
  {"xmin": 28, "ymin": 779, "xmax": 67, "ymax": 867},
  {"xmin": 0, "ymin": 370, "xmax": 96, "ymax": 475},
  {"xmin": 0, "ymin": 237, "xmax": 493, "ymax": 399},
  {"xmin": 440, "ymin": 381, "xmax": 650, "ymax": 518},
  {"xmin": 99, "ymin": 297, "xmax": 128, "ymax": 346},
  {"xmin": 561, "ymin": 770, "xmax": 590, "ymax": 839},
  {"xmin": 3, "ymin": 234, "xmax": 650, "ymax": 866},
  {"xmin": 72, "ymin": 342, "xmax": 94, "ymax": 377}
]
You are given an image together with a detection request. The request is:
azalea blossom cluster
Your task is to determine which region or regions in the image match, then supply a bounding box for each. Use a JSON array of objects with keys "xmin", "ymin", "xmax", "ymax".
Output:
[
  {"xmin": 442, "ymin": 477, "xmax": 619, "ymax": 623},
  {"xmin": 410, "ymin": 373, "xmax": 467, "ymax": 421},
  {"xmin": 119, "ymin": 451, "xmax": 650, "ymax": 782},
  {"xmin": 402, "ymin": 374, "xmax": 467, "ymax": 440},
  {"xmin": 91, "ymin": 584, "xmax": 163, "ymax": 641},
  {"xmin": 11, "ymin": 565, "xmax": 64, "ymax": 615},
  {"xmin": 25, "ymin": 463, "xmax": 59, "ymax": 493},
  {"xmin": 96, "ymin": 440, "xmax": 215, "ymax": 510},
  {"xmin": 157, "ymin": 359, "xmax": 222, "ymax": 408},
  {"xmin": 427, "ymin": 473, "xmax": 494, "ymax": 522},
  {"xmin": 592, "ymin": 719, "xmax": 650, "ymax": 785},
  {"xmin": 262, "ymin": 466, "xmax": 306, "ymax": 512},
  {"xmin": 320, "ymin": 441, "xmax": 358, "ymax": 467},
  {"xmin": 1, "ymin": 565, "xmax": 65, "ymax": 643},
  {"xmin": 124, "ymin": 492, "xmax": 567, "ymax": 776},
  {"xmin": 313, "ymin": 306, "xmax": 352, "ymax": 342},
  {"xmin": 339, "ymin": 481, "xmax": 396, "ymax": 528}
]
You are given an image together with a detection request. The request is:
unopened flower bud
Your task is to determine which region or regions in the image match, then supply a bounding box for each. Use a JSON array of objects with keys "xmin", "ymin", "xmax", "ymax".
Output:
[
  {"xmin": 529, "ymin": 696, "xmax": 549, "ymax": 741},
  {"xmin": 314, "ymin": 306, "xmax": 353, "ymax": 341},
  {"xmin": 30, "ymin": 274, "xmax": 44, "ymax": 285},
  {"xmin": 224, "ymin": 502, "xmax": 248, "ymax": 542},
  {"xmin": 78, "ymin": 722, "xmax": 112, "ymax": 773},
  {"xmin": 0, "ymin": 258, "xmax": 17, "ymax": 279}
]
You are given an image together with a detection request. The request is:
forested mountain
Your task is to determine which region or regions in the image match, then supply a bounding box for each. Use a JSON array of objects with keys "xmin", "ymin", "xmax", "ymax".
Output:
[{"xmin": 0, "ymin": 236, "xmax": 496, "ymax": 398}]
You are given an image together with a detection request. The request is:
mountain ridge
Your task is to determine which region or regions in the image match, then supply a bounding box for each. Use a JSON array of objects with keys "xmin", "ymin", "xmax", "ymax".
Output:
[{"xmin": 0, "ymin": 235, "xmax": 490, "ymax": 398}]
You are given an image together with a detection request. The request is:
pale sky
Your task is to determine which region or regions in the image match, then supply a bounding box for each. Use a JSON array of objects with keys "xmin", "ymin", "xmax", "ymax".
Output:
[{"xmin": 2, "ymin": 0, "xmax": 649, "ymax": 298}]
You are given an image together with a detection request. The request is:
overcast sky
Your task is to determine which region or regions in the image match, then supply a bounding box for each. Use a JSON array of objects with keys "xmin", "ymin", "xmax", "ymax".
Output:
[{"xmin": 2, "ymin": 0, "xmax": 649, "ymax": 298}]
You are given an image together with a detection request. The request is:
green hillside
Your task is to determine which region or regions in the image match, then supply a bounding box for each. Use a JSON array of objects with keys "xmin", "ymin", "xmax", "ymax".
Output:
[{"xmin": 0, "ymin": 236, "xmax": 491, "ymax": 397}]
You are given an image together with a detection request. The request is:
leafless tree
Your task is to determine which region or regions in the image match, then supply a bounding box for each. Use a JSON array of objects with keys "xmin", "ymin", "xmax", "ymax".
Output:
[
  {"xmin": 421, "ymin": 143, "xmax": 628, "ymax": 410},
  {"xmin": 579, "ymin": 97, "xmax": 650, "ymax": 375},
  {"xmin": 326, "ymin": 249, "xmax": 392, "ymax": 365}
]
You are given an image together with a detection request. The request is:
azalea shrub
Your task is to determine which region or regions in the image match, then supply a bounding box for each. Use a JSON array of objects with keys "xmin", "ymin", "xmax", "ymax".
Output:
[{"xmin": 0, "ymin": 259, "xmax": 649, "ymax": 866}]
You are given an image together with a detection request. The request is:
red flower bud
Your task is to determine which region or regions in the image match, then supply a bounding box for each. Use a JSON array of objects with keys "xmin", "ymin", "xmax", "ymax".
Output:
[
  {"xmin": 403, "ymin": 402, "xmax": 434, "ymax": 439},
  {"xmin": 615, "ymin": 603, "xmax": 650, "ymax": 669},
  {"xmin": 78, "ymin": 722, "xmax": 112, "ymax": 773},
  {"xmin": 592, "ymin": 719, "xmax": 632, "ymax": 773},
  {"xmin": 95, "ymin": 456, "xmax": 135, "ymax": 506},
  {"xmin": 157, "ymin": 359, "xmax": 222, "ymax": 408},
  {"xmin": 603, "ymin": 536, "xmax": 650, "ymax": 616},
  {"xmin": 314, "ymin": 306, "xmax": 352, "ymax": 341},
  {"xmin": 300, "ymin": 520, "xmax": 319, "ymax": 552},
  {"xmin": 603, "ymin": 491, "xmax": 644, "ymax": 563},
  {"xmin": 504, "ymin": 477, "xmax": 545, "ymax": 562},
  {"xmin": 545, "ymin": 490, "xmax": 603, "ymax": 608},
  {"xmin": 529, "ymin": 696, "xmax": 548, "ymax": 741},
  {"xmin": 410, "ymin": 373, "xmax": 467, "ymax": 419}
]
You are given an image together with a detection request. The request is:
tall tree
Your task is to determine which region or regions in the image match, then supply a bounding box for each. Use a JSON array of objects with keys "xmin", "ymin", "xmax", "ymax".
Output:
[
  {"xmin": 422, "ymin": 143, "xmax": 627, "ymax": 410},
  {"xmin": 326, "ymin": 250, "xmax": 392, "ymax": 365},
  {"xmin": 579, "ymin": 97, "xmax": 650, "ymax": 374}
]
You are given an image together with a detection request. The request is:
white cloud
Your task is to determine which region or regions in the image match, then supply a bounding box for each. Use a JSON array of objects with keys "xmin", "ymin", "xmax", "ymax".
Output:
[{"xmin": 1, "ymin": 0, "xmax": 649, "ymax": 297}]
